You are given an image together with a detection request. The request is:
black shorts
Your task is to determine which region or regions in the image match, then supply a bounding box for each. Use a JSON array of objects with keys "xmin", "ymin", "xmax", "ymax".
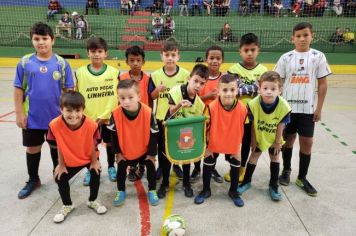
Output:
[
  {"xmin": 284, "ymin": 113, "xmax": 315, "ymax": 138},
  {"xmin": 22, "ymin": 129, "xmax": 56, "ymax": 147},
  {"xmin": 100, "ymin": 124, "xmax": 112, "ymax": 143}
]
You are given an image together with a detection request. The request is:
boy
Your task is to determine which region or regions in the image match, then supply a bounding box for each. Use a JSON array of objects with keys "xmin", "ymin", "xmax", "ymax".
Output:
[
  {"xmin": 160, "ymin": 64, "xmax": 209, "ymax": 198},
  {"xmin": 120, "ymin": 45, "xmax": 151, "ymax": 182},
  {"xmin": 14, "ymin": 22, "xmax": 74, "ymax": 199},
  {"xmin": 194, "ymin": 74, "xmax": 247, "ymax": 206},
  {"xmin": 76, "ymin": 37, "xmax": 119, "ymax": 185},
  {"xmin": 48, "ymin": 91, "xmax": 107, "ymax": 223},
  {"xmin": 274, "ymin": 22, "xmax": 330, "ymax": 197},
  {"xmin": 237, "ymin": 71, "xmax": 291, "ymax": 201},
  {"xmin": 109, "ymin": 80, "xmax": 159, "ymax": 206},
  {"xmin": 149, "ymin": 40, "xmax": 190, "ymax": 182},
  {"xmin": 225, "ymin": 33, "xmax": 268, "ymax": 183}
]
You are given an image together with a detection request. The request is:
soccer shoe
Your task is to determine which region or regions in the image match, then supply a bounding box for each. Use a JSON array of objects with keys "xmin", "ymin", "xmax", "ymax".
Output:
[
  {"xmin": 157, "ymin": 184, "xmax": 168, "ymax": 199},
  {"xmin": 295, "ymin": 178, "xmax": 318, "ymax": 197},
  {"xmin": 147, "ymin": 190, "xmax": 159, "ymax": 206},
  {"xmin": 183, "ymin": 185, "xmax": 194, "ymax": 198},
  {"xmin": 237, "ymin": 182, "xmax": 251, "ymax": 194},
  {"xmin": 211, "ymin": 169, "xmax": 224, "ymax": 183},
  {"xmin": 156, "ymin": 167, "xmax": 162, "ymax": 180},
  {"xmin": 112, "ymin": 191, "xmax": 126, "ymax": 206},
  {"xmin": 224, "ymin": 172, "xmax": 231, "ymax": 182},
  {"xmin": 87, "ymin": 201, "xmax": 107, "ymax": 214},
  {"xmin": 18, "ymin": 179, "xmax": 41, "ymax": 199},
  {"xmin": 194, "ymin": 189, "xmax": 211, "ymax": 204},
  {"xmin": 53, "ymin": 205, "xmax": 75, "ymax": 223},
  {"xmin": 239, "ymin": 167, "xmax": 246, "ymax": 183},
  {"xmin": 83, "ymin": 170, "xmax": 91, "ymax": 186},
  {"xmin": 228, "ymin": 190, "xmax": 244, "ymax": 207},
  {"xmin": 269, "ymin": 186, "xmax": 282, "ymax": 201},
  {"xmin": 190, "ymin": 169, "xmax": 201, "ymax": 183},
  {"xmin": 173, "ymin": 165, "xmax": 183, "ymax": 179},
  {"xmin": 108, "ymin": 167, "xmax": 117, "ymax": 182},
  {"xmin": 279, "ymin": 169, "xmax": 291, "ymax": 186}
]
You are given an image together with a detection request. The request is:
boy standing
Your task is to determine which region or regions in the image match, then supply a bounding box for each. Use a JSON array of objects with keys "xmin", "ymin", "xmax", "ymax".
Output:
[
  {"xmin": 274, "ymin": 22, "xmax": 330, "ymax": 196},
  {"xmin": 14, "ymin": 22, "xmax": 74, "ymax": 199},
  {"xmin": 75, "ymin": 37, "xmax": 119, "ymax": 185}
]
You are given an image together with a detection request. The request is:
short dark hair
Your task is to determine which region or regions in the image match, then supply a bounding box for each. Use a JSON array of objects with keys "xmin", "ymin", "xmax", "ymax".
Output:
[
  {"xmin": 161, "ymin": 39, "xmax": 179, "ymax": 52},
  {"xmin": 240, "ymin": 33, "xmax": 259, "ymax": 48},
  {"xmin": 125, "ymin": 46, "xmax": 145, "ymax": 60},
  {"xmin": 30, "ymin": 22, "xmax": 54, "ymax": 39},
  {"xmin": 60, "ymin": 91, "xmax": 85, "ymax": 109},
  {"xmin": 293, "ymin": 22, "xmax": 313, "ymax": 35},
  {"xmin": 117, "ymin": 79, "xmax": 139, "ymax": 93},
  {"xmin": 258, "ymin": 71, "xmax": 283, "ymax": 88},
  {"xmin": 190, "ymin": 64, "xmax": 209, "ymax": 80},
  {"xmin": 205, "ymin": 45, "xmax": 224, "ymax": 60},
  {"xmin": 87, "ymin": 37, "xmax": 108, "ymax": 51},
  {"xmin": 220, "ymin": 73, "xmax": 240, "ymax": 86}
]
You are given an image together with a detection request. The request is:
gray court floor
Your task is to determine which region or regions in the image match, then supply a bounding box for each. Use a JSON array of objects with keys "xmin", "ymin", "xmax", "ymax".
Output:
[{"xmin": 1, "ymin": 67, "xmax": 356, "ymax": 236}]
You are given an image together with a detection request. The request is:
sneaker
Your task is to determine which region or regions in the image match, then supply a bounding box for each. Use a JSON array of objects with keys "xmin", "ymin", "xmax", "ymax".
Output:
[
  {"xmin": 237, "ymin": 182, "xmax": 251, "ymax": 194},
  {"xmin": 173, "ymin": 165, "xmax": 183, "ymax": 179},
  {"xmin": 87, "ymin": 200, "xmax": 107, "ymax": 214},
  {"xmin": 157, "ymin": 184, "xmax": 168, "ymax": 199},
  {"xmin": 108, "ymin": 167, "xmax": 117, "ymax": 182},
  {"xmin": 295, "ymin": 178, "xmax": 318, "ymax": 197},
  {"xmin": 194, "ymin": 189, "xmax": 211, "ymax": 204},
  {"xmin": 269, "ymin": 186, "xmax": 282, "ymax": 201},
  {"xmin": 83, "ymin": 171, "xmax": 91, "ymax": 186},
  {"xmin": 228, "ymin": 190, "xmax": 244, "ymax": 207},
  {"xmin": 183, "ymin": 185, "xmax": 194, "ymax": 198},
  {"xmin": 279, "ymin": 169, "xmax": 291, "ymax": 186},
  {"xmin": 156, "ymin": 167, "xmax": 162, "ymax": 180},
  {"xmin": 190, "ymin": 169, "xmax": 201, "ymax": 183},
  {"xmin": 112, "ymin": 191, "xmax": 126, "ymax": 206},
  {"xmin": 224, "ymin": 172, "xmax": 231, "ymax": 182},
  {"xmin": 147, "ymin": 190, "xmax": 159, "ymax": 206},
  {"xmin": 53, "ymin": 205, "xmax": 75, "ymax": 223},
  {"xmin": 239, "ymin": 167, "xmax": 246, "ymax": 183},
  {"xmin": 211, "ymin": 169, "xmax": 224, "ymax": 183},
  {"xmin": 128, "ymin": 166, "xmax": 137, "ymax": 182},
  {"xmin": 18, "ymin": 179, "xmax": 41, "ymax": 199}
]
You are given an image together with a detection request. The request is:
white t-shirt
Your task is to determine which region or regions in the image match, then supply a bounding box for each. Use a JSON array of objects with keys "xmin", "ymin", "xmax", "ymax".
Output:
[{"xmin": 274, "ymin": 49, "xmax": 331, "ymax": 114}]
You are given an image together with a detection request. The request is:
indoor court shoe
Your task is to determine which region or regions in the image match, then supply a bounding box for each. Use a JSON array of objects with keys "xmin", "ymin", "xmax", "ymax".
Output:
[
  {"xmin": 156, "ymin": 167, "xmax": 162, "ymax": 180},
  {"xmin": 269, "ymin": 186, "xmax": 282, "ymax": 201},
  {"xmin": 211, "ymin": 169, "xmax": 224, "ymax": 183},
  {"xmin": 18, "ymin": 179, "xmax": 41, "ymax": 199},
  {"xmin": 173, "ymin": 165, "xmax": 183, "ymax": 179},
  {"xmin": 83, "ymin": 170, "xmax": 91, "ymax": 186},
  {"xmin": 108, "ymin": 167, "xmax": 117, "ymax": 182},
  {"xmin": 194, "ymin": 189, "xmax": 211, "ymax": 204},
  {"xmin": 157, "ymin": 184, "xmax": 168, "ymax": 199},
  {"xmin": 87, "ymin": 201, "xmax": 107, "ymax": 214},
  {"xmin": 183, "ymin": 185, "xmax": 194, "ymax": 198},
  {"xmin": 295, "ymin": 178, "xmax": 318, "ymax": 197},
  {"xmin": 53, "ymin": 205, "xmax": 75, "ymax": 223},
  {"xmin": 279, "ymin": 169, "xmax": 291, "ymax": 186},
  {"xmin": 239, "ymin": 167, "xmax": 246, "ymax": 183},
  {"xmin": 224, "ymin": 172, "xmax": 231, "ymax": 182},
  {"xmin": 190, "ymin": 169, "xmax": 201, "ymax": 183},
  {"xmin": 228, "ymin": 190, "xmax": 244, "ymax": 207},
  {"xmin": 147, "ymin": 190, "xmax": 159, "ymax": 206},
  {"xmin": 113, "ymin": 191, "xmax": 126, "ymax": 206},
  {"xmin": 237, "ymin": 182, "xmax": 251, "ymax": 194}
]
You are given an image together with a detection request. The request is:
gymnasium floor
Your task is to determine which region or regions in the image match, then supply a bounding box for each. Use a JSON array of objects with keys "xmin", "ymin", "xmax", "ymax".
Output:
[{"xmin": 0, "ymin": 65, "xmax": 356, "ymax": 235}]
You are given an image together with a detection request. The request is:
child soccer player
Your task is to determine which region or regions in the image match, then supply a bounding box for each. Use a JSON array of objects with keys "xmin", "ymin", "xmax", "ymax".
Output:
[
  {"xmin": 194, "ymin": 74, "xmax": 247, "ymax": 207},
  {"xmin": 120, "ymin": 46, "xmax": 151, "ymax": 182},
  {"xmin": 75, "ymin": 37, "xmax": 119, "ymax": 185},
  {"xmin": 149, "ymin": 40, "xmax": 190, "ymax": 183},
  {"xmin": 48, "ymin": 91, "xmax": 107, "ymax": 223},
  {"xmin": 274, "ymin": 22, "xmax": 330, "ymax": 197},
  {"xmin": 191, "ymin": 45, "xmax": 225, "ymax": 184},
  {"xmin": 237, "ymin": 71, "xmax": 291, "ymax": 201},
  {"xmin": 109, "ymin": 79, "xmax": 159, "ymax": 207},
  {"xmin": 162, "ymin": 64, "xmax": 209, "ymax": 198},
  {"xmin": 225, "ymin": 33, "xmax": 268, "ymax": 183},
  {"xmin": 14, "ymin": 22, "xmax": 74, "ymax": 199}
]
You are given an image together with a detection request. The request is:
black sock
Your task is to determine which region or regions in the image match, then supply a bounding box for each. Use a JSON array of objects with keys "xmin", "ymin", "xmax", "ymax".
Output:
[
  {"xmin": 27, "ymin": 152, "xmax": 41, "ymax": 181},
  {"xmin": 49, "ymin": 147, "xmax": 58, "ymax": 170},
  {"xmin": 242, "ymin": 162, "xmax": 256, "ymax": 185},
  {"xmin": 106, "ymin": 146, "xmax": 115, "ymax": 168},
  {"xmin": 282, "ymin": 147, "xmax": 293, "ymax": 170},
  {"xmin": 194, "ymin": 160, "xmax": 201, "ymax": 172},
  {"xmin": 298, "ymin": 152, "xmax": 311, "ymax": 179},
  {"xmin": 270, "ymin": 162, "xmax": 280, "ymax": 189},
  {"xmin": 229, "ymin": 159, "xmax": 240, "ymax": 192}
]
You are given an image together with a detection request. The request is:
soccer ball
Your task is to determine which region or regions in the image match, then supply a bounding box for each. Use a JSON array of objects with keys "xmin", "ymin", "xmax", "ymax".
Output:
[{"xmin": 161, "ymin": 214, "xmax": 186, "ymax": 236}]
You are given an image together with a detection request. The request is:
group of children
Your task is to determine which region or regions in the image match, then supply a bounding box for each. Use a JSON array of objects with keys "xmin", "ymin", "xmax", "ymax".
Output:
[{"xmin": 13, "ymin": 21, "xmax": 330, "ymax": 223}]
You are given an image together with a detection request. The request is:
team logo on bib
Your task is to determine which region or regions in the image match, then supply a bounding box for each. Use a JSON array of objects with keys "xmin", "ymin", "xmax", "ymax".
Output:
[
  {"xmin": 39, "ymin": 66, "xmax": 48, "ymax": 73},
  {"xmin": 177, "ymin": 128, "xmax": 195, "ymax": 150},
  {"xmin": 53, "ymin": 71, "xmax": 61, "ymax": 81}
]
